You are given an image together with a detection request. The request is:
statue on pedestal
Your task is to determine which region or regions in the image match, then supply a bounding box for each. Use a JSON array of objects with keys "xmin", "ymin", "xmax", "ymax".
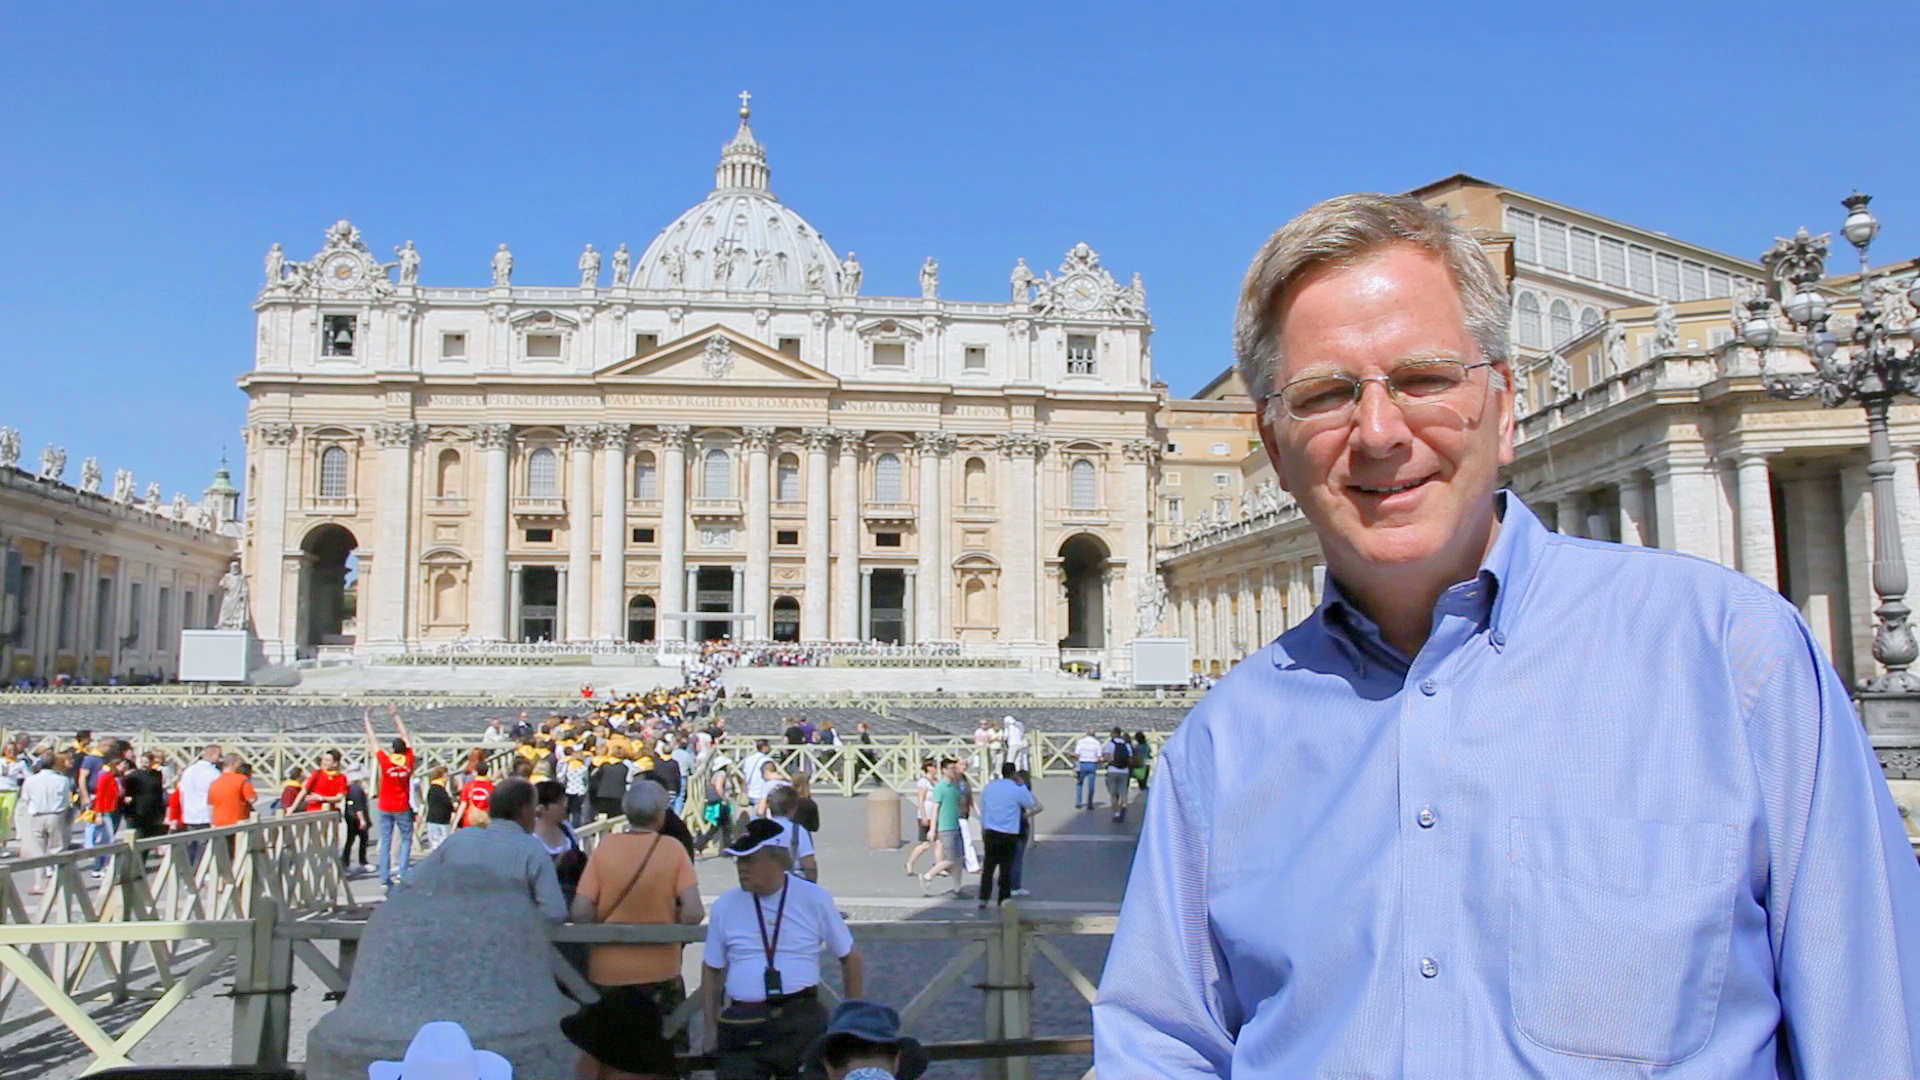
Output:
[
  {"xmin": 79, "ymin": 457, "xmax": 101, "ymax": 493},
  {"xmin": 920, "ymin": 257, "xmax": 940, "ymax": 299},
  {"xmin": 39, "ymin": 444, "xmax": 66, "ymax": 482},
  {"xmin": 217, "ymin": 558, "xmax": 249, "ymax": 630},
  {"xmin": 490, "ymin": 243, "xmax": 513, "ymax": 287},
  {"xmin": 1135, "ymin": 572, "xmax": 1169, "ymax": 637},
  {"xmin": 1653, "ymin": 299, "xmax": 1679, "ymax": 355},
  {"xmin": 609, "ymin": 242, "xmax": 629, "ymax": 285},
  {"xmin": 661, "ymin": 248, "xmax": 684, "ymax": 287},
  {"xmin": 0, "ymin": 426, "xmax": 18, "ymax": 470},
  {"xmin": 263, "ymin": 243, "xmax": 285, "ymax": 288},
  {"xmin": 112, "ymin": 468, "xmax": 133, "ymax": 504},
  {"xmin": 841, "ymin": 251, "xmax": 862, "ymax": 297},
  {"xmin": 577, "ymin": 243, "xmax": 600, "ymax": 288},
  {"xmin": 1010, "ymin": 258, "xmax": 1035, "ymax": 303},
  {"xmin": 394, "ymin": 241, "xmax": 420, "ymax": 285}
]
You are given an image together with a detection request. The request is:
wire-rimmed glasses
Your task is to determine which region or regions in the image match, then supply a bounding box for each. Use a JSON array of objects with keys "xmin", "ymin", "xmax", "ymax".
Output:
[{"xmin": 1261, "ymin": 358, "xmax": 1496, "ymax": 424}]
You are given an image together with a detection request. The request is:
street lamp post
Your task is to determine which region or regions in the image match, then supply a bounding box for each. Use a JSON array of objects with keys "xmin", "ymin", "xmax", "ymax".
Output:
[{"xmin": 1742, "ymin": 193, "xmax": 1920, "ymax": 761}]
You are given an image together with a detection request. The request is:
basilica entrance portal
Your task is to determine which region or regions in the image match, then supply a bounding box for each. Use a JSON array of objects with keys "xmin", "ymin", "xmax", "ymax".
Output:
[
  {"xmin": 298, "ymin": 524, "xmax": 358, "ymax": 656},
  {"xmin": 695, "ymin": 566, "xmax": 735, "ymax": 641},
  {"xmin": 1059, "ymin": 534, "xmax": 1109, "ymax": 649},
  {"xmin": 518, "ymin": 566, "xmax": 557, "ymax": 642}
]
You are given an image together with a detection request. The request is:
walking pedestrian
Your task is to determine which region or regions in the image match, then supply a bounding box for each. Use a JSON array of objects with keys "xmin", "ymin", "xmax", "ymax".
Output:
[
  {"xmin": 917, "ymin": 759, "xmax": 964, "ymax": 895},
  {"xmin": 901, "ymin": 761, "xmax": 937, "ymax": 877},
  {"xmin": 976, "ymin": 763, "xmax": 1039, "ymax": 910},
  {"xmin": 1102, "ymin": 727, "xmax": 1133, "ymax": 822},
  {"xmin": 17, "ymin": 754, "xmax": 73, "ymax": 891},
  {"xmin": 121, "ymin": 751, "xmax": 168, "ymax": 841},
  {"xmin": 422, "ymin": 766, "xmax": 455, "ymax": 850},
  {"xmin": 177, "ymin": 743, "xmax": 222, "ymax": 867},
  {"xmin": 1072, "ymin": 729, "xmax": 1102, "ymax": 810},
  {"xmin": 1009, "ymin": 769, "xmax": 1035, "ymax": 897},
  {"xmin": 1130, "ymin": 731, "xmax": 1153, "ymax": 793},
  {"xmin": 342, "ymin": 772, "xmax": 372, "ymax": 873}
]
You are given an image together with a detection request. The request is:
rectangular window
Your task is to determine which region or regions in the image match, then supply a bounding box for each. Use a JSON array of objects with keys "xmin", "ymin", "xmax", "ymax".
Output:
[
  {"xmin": 322, "ymin": 314, "xmax": 356, "ymax": 357},
  {"xmin": 875, "ymin": 531, "xmax": 902, "ymax": 548},
  {"xmin": 963, "ymin": 346, "xmax": 987, "ymax": 371},
  {"xmin": 525, "ymin": 333, "xmax": 563, "ymax": 359},
  {"xmin": 1708, "ymin": 268, "xmax": 1731, "ymax": 298},
  {"xmin": 1628, "ymin": 246, "xmax": 1655, "ymax": 294},
  {"xmin": 205, "ymin": 593, "xmax": 218, "ymax": 629},
  {"xmin": 1164, "ymin": 471, "xmax": 1181, "ymax": 486},
  {"xmin": 440, "ymin": 332, "xmax": 467, "ymax": 360},
  {"xmin": 1569, "ymin": 229, "xmax": 1598, "ymax": 280},
  {"xmin": 1165, "ymin": 442, "xmax": 1179, "ymax": 454},
  {"xmin": 631, "ymin": 527, "xmax": 655, "ymax": 544},
  {"xmin": 872, "ymin": 343, "xmax": 906, "ymax": 367},
  {"xmin": 1711, "ymin": 328, "xmax": 1734, "ymax": 347},
  {"xmin": 1681, "ymin": 262, "xmax": 1707, "ymax": 301},
  {"xmin": 525, "ymin": 528, "xmax": 554, "ymax": 543},
  {"xmin": 1165, "ymin": 496, "xmax": 1183, "ymax": 521},
  {"xmin": 633, "ymin": 333, "xmax": 658, "ymax": 354},
  {"xmin": 157, "ymin": 586, "xmax": 171, "ymax": 645},
  {"xmin": 777, "ymin": 337, "xmax": 801, "ymax": 359},
  {"xmin": 1506, "ymin": 208, "xmax": 1536, "ymax": 263},
  {"xmin": 1587, "ymin": 354, "xmax": 1605, "ymax": 386},
  {"xmin": 1213, "ymin": 472, "xmax": 1230, "ymax": 487},
  {"xmin": 776, "ymin": 529, "xmax": 800, "ymax": 546},
  {"xmin": 1655, "ymin": 254, "xmax": 1682, "ymax": 300},
  {"xmin": 1599, "ymin": 237, "xmax": 1627, "ymax": 287},
  {"xmin": 1066, "ymin": 334, "xmax": 1097, "ymax": 376},
  {"xmin": 1538, "ymin": 219, "xmax": 1569, "ymax": 272}
]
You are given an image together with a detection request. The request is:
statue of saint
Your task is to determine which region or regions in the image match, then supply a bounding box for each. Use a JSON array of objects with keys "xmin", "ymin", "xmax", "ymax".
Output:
[
  {"xmin": 112, "ymin": 468, "xmax": 133, "ymax": 504},
  {"xmin": 144, "ymin": 481, "xmax": 162, "ymax": 509},
  {"xmin": 841, "ymin": 252, "xmax": 862, "ymax": 297},
  {"xmin": 804, "ymin": 261, "xmax": 826, "ymax": 294},
  {"xmin": 263, "ymin": 243, "xmax": 285, "ymax": 287},
  {"xmin": 39, "ymin": 444, "xmax": 66, "ymax": 482},
  {"xmin": 1548, "ymin": 353, "xmax": 1572, "ymax": 400},
  {"xmin": 712, "ymin": 244, "xmax": 737, "ymax": 288},
  {"xmin": 1010, "ymin": 257, "xmax": 1035, "ymax": 303},
  {"xmin": 491, "ymin": 243, "xmax": 513, "ymax": 287},
  {"xmin": 0, "ymin": 426, "xmax": 18, "ymax": 470},
  {"xmin": 1134, "ymin": 572, "xmax": 1169, "ymax": 637},
  {"xmin": 661, "ymin": 248, "xmax": 684, "ymax": 287},
  {"xmin": 79, "ymin": 457, "xmax": 101, "ymax": 494},
  {"xmin": 394, "ymin": 241, "xmax": 420, "ymax": 285},
  {"xmin": 1653, "ymin": 299, "xmax": 1679, "ymax": 354},
  {"xmin": 748, "ymin": 249, "xmax": 774, "ymax": 290},
  {"xmin": 920, "ymin": 257, "xmax": 939, "ymax": 299},
  {"xmin": 610, "ymin": 242, "xmax": 630, "ymax": 286},
  {"xmin": 578, "ymin": 243, "xmax": 601, "ymax": 288},
  {"xmin": 217, "ymin": 558, "xmax": 250, "ymax": 630}
]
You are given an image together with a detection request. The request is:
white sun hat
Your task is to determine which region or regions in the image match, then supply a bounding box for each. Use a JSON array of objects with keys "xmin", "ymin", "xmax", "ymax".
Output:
[{"xmin": 367, "ymin": 1021, "xmax": 512, "ymax": 1080}]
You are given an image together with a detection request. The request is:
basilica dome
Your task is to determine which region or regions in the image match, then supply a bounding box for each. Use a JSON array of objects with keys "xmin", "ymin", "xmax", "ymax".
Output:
[{"xmin": 630, "ymin": 99, "xmax": 845, "ymax": 296}]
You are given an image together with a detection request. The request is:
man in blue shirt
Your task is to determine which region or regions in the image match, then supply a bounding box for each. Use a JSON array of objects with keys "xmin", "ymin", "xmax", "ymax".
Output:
[
  {"xmin": 976, "ymin": 763, "xmax": 1040, "ymax": 909},
  {"xmin": 1094, "ymin": 192, "xmax": 1920, "ymax": 1076}
]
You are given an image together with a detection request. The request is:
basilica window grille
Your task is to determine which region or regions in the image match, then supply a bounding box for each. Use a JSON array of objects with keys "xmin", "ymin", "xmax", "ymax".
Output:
[
  {"xmin": 1066, "ymin": 335, "xmax": 1098, "ymax": 376},
  {"xmin": 441, "ymin": 333, "xmax": 467, "ymax": 360},
  {"xmin": 632, "ymin": 453, "xmax": 658, "ymax": 499},
  {"xmin": 322, "ymin": 315, "xmax": 356, "ymax": 357},
  {"xmin": 319, "ymin": 447, "xmax": 349, "ymax": 500},
  {"xmin": 1655, "ymin": 254, "xmax": 1682, "ymax": 301},
  {"xmin": 1599, "ymin": 237, "xmax": 1627, "ymax": 287},
  {"xmin": 1681, "ymin": 261, "xmax": 1707, "ymax": 301},
  {"xmin": 1569, "ymin": 229, "xmax": 1598, "ymax": 280},
  {"xmin": 1515, "ymin": 292, "xmax": 1543, "ymax": 348},
  {"xmin": 873, "ymin": 453, "xmax": 903, "ymax": 502},
  {"xmin": 872, "ymin": 343, "xmax": 907, "ymax": 367},
  {"xmin": 776, "ymin": 454, "xmax": 800, "ymax": 501},
  {"xmin": 703, "ymin": 449, "xmax": 732, "ymax": 498},
  {"xmin": 1548, "ymin": 300, "xmax": 1573, "ymax": 346},
  {"xmin": 528, "ymin": 448, "xmax": 559, "ymax": 498},
  {"xmin": 1708, "ymin": 269, "xmax": 1731, "ymax": 298},
  {"xmin": 1505, "ymin": 208, "xmax": 1536, "ymax": 263},
  {"xmin": 1580, "ymin": 307, "xmax": 1602, "ymax": 333},
  {"xmin": 964, "ymin": 346, "xmax": 987, "ymax": 371},
  {"xmin": 1069, "ymin": 459, "xmax": 1098, "ymax": 509},
  {"xmin": 1538, "ymin": 219, "xmax": 1568, "ymax": 272},
  {"xmin": 1628, "ymin": 246, "xmax": 1655, "ymax": 295}
]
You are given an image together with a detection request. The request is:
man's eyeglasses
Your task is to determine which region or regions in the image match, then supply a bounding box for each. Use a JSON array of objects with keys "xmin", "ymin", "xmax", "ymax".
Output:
[{"xmin": 1262, "ymin": 358, "xmax": 1496, "ymax": 423}]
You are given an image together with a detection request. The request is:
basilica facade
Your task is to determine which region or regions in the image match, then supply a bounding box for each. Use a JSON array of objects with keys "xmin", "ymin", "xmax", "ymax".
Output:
[{"xmin": 240, "ymin": 100, "xmax": 1160, "ymax": 669}]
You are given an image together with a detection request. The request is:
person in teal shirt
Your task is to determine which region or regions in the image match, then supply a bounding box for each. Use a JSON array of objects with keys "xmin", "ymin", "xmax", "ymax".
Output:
[{"xmin": 918, "ymin": 759, "xmax": 964, "ymax": 894}]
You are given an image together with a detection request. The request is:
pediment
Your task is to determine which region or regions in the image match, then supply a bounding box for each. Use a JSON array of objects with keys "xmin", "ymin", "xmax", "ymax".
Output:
[{"xmin": 596, "ymin": 325, "xmax": 838, "ymax": 388}]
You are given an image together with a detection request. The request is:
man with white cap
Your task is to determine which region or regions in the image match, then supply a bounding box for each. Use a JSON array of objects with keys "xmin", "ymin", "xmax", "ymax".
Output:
[
  {"xmin": 367, "ymin": 1020, "xmax": 511, "ymax": 1080},
  {"xmin": 702, "ymin": 818, "xmax": 864, "ymax": 1079}
]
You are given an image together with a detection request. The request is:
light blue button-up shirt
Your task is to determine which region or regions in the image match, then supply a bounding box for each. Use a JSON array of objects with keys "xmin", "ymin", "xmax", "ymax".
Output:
[{"xmin": 1094, "ymin": 493, "xmax": 1920, "ymax": 1077}]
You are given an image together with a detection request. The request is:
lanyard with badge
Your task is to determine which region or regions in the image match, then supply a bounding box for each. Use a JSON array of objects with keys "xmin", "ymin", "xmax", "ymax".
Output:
[{"xmin": 752, "ymin": 877, "xmax": 791, "ymax": 998}]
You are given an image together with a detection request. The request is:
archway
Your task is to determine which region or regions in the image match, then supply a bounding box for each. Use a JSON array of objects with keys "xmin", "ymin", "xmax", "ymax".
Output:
[
  {"xmin": 627, "ymin": 595, "xmax": 656, "ymax": 642},
  {"xmin": 771, "ymin": 596, "xmax": 800, "ymax": 642},
  {"xmin": 1057, "ymin": 534, "xmax": 1109, "ymax": 649},
  {"xmin": 299, "ymin": 523, "xmax": 359, "ymax": 655}
]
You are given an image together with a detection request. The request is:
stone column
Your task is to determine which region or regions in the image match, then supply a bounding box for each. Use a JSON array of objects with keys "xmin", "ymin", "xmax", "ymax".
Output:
[
  {"xmin": 1195, "ymin": 585, "xmax": 1213, "ymax": 669},
  {"xmin": 1555, "ymin": 498, "xmax": 1582, "ymax": 538},
  {"xmin": 1002, "ymin": 434, "xmax": 1041, "ymax": 645},
  {"xmin": 860, "ymin": 567, "xmax": 874, "ymax": 641},
  {"xmin": 730, "ymin": 565, "xmax": 743, "ymax": 635},
  {"xmin": 802, "ymin": 428, "xmax": 833, "ymax": 642},
  {"xmin": 34, "ymin": 545, "xmax": 60, "ymax": 675},
  {"xmin": 564, "ymin": 425, "xmax": 596, "ymax": 641},
  {"xmin": 1735, "ymin": 451, "xmax": 1779, "ymax": 590},
  {"xmin": 1841, "ymin": 459, "xmax": 1877, "ymax": 684},
  {"xmin": 659, "ymin": 425, "xmax": 690, "ymax": 642},
  {"xmin": 936, "ymin": 436, "xmax": 956, "ymax": 641},
  {"xmin": 914, "ymin": 433, "xmax": 942, "ymax": 643},
  {"xmin": 475, "ymin": 423, "xmax": 512, "ymax": 640},
  {"xmin": 369, "ymin": 421, "xmax": 419, "ymax": 647},
  {"xmin": 1788, "ymin": 472, "xmax": 1849, "ymax": 665},
  {"xmin": 508, "ymin": 565, "xmax": 523, "ymax": 641},
  {"xmin": 743, "ymin": 426, "xmax": 773, "ymax": 643},
  {"xmin": 597, "ymin": 425, "xmax": 628, "ymax": 639},
  {"xmin": 835, "ymin": 431, "xmax": 863, "ymax": 640},
  {"xmin": 555, "ymin": 567, "xmax": 569, "ymax": 642},
  {"xmin": 904, "ymin": 567, "xmax": 917, "ymax": 644},
  {"xmin": 1888, "ymin": 447, "xmax": 1920, "ymax": 579},
  {"xmin": 1651, "ymin": 461, "xmax": 1721, "ymax": 560},
  {"xmin": 1616, "ymin": 473, "xmax": 1648, "ymax": 546},
  {"xmin": 685, "ymin": 566, "xmax": 699, "ymax": 640},
  {"xmin": 252, "ymin": 422, "xmax": 296, "ymax": 657}
]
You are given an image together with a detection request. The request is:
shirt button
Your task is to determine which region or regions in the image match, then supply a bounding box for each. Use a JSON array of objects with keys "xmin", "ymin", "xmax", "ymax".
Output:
[
  {"xmin": 1420, "ymin": 956, "xmax": 1439, "ymax": 978},
  {"xmin": 1416, "ymin": 806, "xmax": 1437, "ymax": 829},
  {"xmin": 1419, "ymin": 679, "xmax": 1438, "ymax": 696},
  {"xmin": 1490, "ymin": 630, "xmax": 1507, "ymax": 648}
]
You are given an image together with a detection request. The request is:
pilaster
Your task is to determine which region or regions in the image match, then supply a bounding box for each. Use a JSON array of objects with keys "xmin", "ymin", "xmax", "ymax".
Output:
[
  {"xmin": 565, "ymin": 425, "xmax": 596, "ymax": 641},
  {"xmin": 744, "ymin": 426, "xmax": 773, "ymax": 642},
  {"xmin": 475, "ymin": 423, "xmax": 512, "ymax": 640}
]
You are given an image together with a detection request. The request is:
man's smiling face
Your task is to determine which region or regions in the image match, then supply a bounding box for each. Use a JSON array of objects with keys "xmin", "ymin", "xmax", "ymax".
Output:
[{"xmin": 1257, "ymin": 243, "xmax": 1513, "ymax": 590}]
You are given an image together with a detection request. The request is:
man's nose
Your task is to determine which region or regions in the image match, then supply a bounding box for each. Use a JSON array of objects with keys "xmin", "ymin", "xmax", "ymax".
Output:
[{"xmin": 1349, "ymin": 379, "xmax": 1413, "ymax": 455}]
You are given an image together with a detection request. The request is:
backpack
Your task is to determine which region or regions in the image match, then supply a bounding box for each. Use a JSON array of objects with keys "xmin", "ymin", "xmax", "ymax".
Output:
[{"xmin": 1108, "ymin": 738, "xmax": 1132, "ymax": 770}]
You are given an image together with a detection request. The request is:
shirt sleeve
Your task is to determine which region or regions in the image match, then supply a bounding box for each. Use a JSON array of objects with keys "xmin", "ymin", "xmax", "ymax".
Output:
[
  {"xmin": 702, "ymin": 896, "xmax": 730, "ymax": 969},
  {"xmin": 1738, "ymin": 598, "xmax": 1920, "ymax": 1074},
  {"xmin": 1093, "ymin": 730, "xmax": 1238, "ymax": 1076},
  {"xmin": 795, "ymin": 824, "xmax": 815, "ymax": 859},
  {"xmin": 528, "ymin": 839, "xmax": 568, "ymax": 923},
  {"xmin": 817, "ymin": 889, "xmax": 855, "ymax": 958}
]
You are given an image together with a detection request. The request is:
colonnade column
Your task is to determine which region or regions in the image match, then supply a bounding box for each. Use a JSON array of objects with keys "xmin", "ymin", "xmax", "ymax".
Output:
[
  {"xmin": 251, "ymin": 423, "xmax": 296, "ymax": 657},
  {"xmin": 369, "ymin": 421, "xmax": 419, "ymax": 647},
  {"xmin": 1002, "ymin": 434, "xmax": 1041, "ymax": 645},
  {"xmin": 597, "ymin": 426, "xmax": 628, "ymax": 640},
  {"xmin": 1616, "ymin": 473, "xmax": 1647, "ymax": 546},
  {"xmin": 744, "ymin": 427, "xmax": 773, "ymax": 642},
  {"xmin": 475, "ymin": 423, "xmax": 512, "ymax": 640},
  {"xmin": 904, "ymin": 568, "xmax": 917, "ymax": 644},
  {"xmin": 1735, "ymin": 451, "xmax": 1779, "ymax": 591},
  {"xmin": 659, "ymin": 425, "xmax": 691, "ymax": 643},
  {"xmin": 859, "ymin": 567, "xmax": 874, "ymax": 640},
  {"xmin": 1652, "ymin": 461, "xmax": 1721, "ymax": 560},
  {"xmin": 564, "ymin": 425, "xmax": 596, "ymax": 641},
  {"xmin": 1120, "ymin": 440, "xmax": 1155, "ymax": 647},
  {"xmin": 555, "ymin": 567, "xmax": 569, "ymax": 642},
  {"xmin": 835, "ymin": 431, "xmax": 863, "ymax": 640},
  {"xmin": 1554, "ymin": 499, "xmax": 1582, "ymax": 538},
  {"xmin": 507, "ymin": 565, "xmax": 524, "ymax": 642},
  {"xmin": 914, "ymin": 433, "xmax": 942, "ymax": 643},
  {"xmin": 802, "ymin": 428, "xmax": 832, "ymax": 642}
]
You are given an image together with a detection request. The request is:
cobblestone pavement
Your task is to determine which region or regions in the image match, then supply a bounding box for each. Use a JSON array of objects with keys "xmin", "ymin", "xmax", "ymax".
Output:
[{"xmin": 0, "ymin": 774, "xmax": 1144, "ymax": 1079}]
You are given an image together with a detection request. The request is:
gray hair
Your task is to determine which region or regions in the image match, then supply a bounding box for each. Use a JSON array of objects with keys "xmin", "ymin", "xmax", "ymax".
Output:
[
  {"xmin": 749, "ymin": 844, "xmax": 794, "ymax": 872},
  {"xmin": 1233, "ymin": 193, "xmax": 1511, "ymax": 411},
  {"xmin": 621, "ymin": 779, "xmax": 669, "ymax": 827}
]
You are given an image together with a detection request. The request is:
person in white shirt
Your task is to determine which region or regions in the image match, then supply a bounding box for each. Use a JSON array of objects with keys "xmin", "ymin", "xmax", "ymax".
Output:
[
  {"xmin": 901, "ymin": 759, "xmax": 938, "ymax": 877},
  {"xmin": 1072, "ymin": 729, "xmax": 1103, "ymax": 810},
  {"xmin": 976, "ymin": 763, "xmax": 1041, "ymax": 909},
  {"xmin": 480, "ymin": 719, "xmax": 508, "ymax": 746},
  {"xmin": 17, "ymin": 754, "xmax": 75, "ymax": 875},
  {"xmin": 177, "ymin": 743, "xmax": 223, "ymax": 828},
  {"xmin": 765, "ymin": 784, "xmax": 818, "ymax": 882},
  {"xmin": 703, "ymin": 819, "xmax": 863, "ymax": 1079},
  {"xmin": 1001, "ymin": 715, "xmax": 1028, "ymax": 773},
  {"xmin": 747, "ymin": 759, "xmax": 787, "ymax": 819}
]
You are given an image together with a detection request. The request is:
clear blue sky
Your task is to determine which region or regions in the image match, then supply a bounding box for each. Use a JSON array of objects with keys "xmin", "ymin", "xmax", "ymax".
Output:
[{"xmin": 4, "ymin": 4, "xmax": 1916, "ymax": 501}]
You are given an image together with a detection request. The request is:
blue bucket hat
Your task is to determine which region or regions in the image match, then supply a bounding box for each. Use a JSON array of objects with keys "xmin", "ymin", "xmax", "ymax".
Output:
[{"xmin": 802, "ymin": 1000, "xmax": 928, "ymax": 1079}]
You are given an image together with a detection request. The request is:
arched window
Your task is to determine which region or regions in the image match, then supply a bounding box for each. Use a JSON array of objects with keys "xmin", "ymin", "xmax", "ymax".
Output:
[
  {"xmin": 1548, "ymin": 299, "xmax": 1573, "ymax": 346},
  {"xmin": 776, "ymin": 454, "xmax": 800, "ymax": 501},
  {"xmin": 873, "ymin": 453, "xmax": 902, "ymax": 502},
  {"xmin": 963, "ymin": 456, "xmax": 988, "ymax": 505},
  {"xmin": 319, "ymin": 446, "xmax": 348, "ymax": 499},
  {"xmin": 627, "ymin": 595, "xmax": 656, "ymax": 642},
  {"xmin": 435, "ymin": 449, "xmax": 462, "ymax": 498},
  {"xmin": 1515, "ymin": 293, "xmax": 1542, "ymax": 348},
  {"xmin": 527, "ymin": 448, "xmax": 558, "ymax": 498},
  {"xmin": 632, "ymin": 452, "xmax": 657, "ymax": 499},
  {"xmin": 703, "ymin": 448, "xmax": 731, "ymax": 498},
  {"xmin": 1069, "ymin": 459, "xmax": 1097, "ymax": 508},
  {"xmin": 1580, "ymin": 306, "xmax": 1602, "ymax": 332}
]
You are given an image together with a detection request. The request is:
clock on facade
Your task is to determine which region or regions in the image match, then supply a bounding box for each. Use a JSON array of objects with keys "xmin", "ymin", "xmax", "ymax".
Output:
[
  {"xmin": 321, "ymin": 253, "xmax": 364, "ymax": 291},
  {"xmin": 1063, "ymin": 274, "xmax": 1100, "ymax": 311}
]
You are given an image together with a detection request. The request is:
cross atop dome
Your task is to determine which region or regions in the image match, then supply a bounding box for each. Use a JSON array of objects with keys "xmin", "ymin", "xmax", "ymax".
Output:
[
  {"xmin": 738, "ymin": 89, "xmax": 751, "ymax": 118},
  {"xmin": 715, "ymin": 91, "xmax": 769, "ymax": 193}
]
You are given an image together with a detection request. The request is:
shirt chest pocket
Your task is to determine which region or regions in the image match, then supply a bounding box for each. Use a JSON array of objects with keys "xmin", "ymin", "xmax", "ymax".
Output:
[{"xmin": 1507, "ymin": 816, "xmax": 1739, "ymax": 1066}]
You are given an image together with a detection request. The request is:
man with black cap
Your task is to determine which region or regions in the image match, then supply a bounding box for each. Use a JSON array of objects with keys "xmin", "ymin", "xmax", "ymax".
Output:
[
  {"xmin": 702, "ymin": 818, "xmax": 864, "ymax": 1079},
  {"xmin": 804, "ymin": 1000, "xmax": 929, "ymax": 1080}
]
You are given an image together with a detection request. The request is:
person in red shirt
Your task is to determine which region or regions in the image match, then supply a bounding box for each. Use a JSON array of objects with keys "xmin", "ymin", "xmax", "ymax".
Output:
[
  {"xmin": 363, "ymin": 706, "xmax": 418, "ymax": 888},
  {"xmin": 295, "ymin": 751, "xmax": 349, "ymax": 814},
  {"xmin": 84, "ymin": 752, "xmax": 124, "ymax": 873},
  {"xmin": 457, "ymin": 772, "xmax": 495, "ymax": 829},
  {"xmin": 277, "ymin": 769, "xmax": 304, "ymax": 814}
]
